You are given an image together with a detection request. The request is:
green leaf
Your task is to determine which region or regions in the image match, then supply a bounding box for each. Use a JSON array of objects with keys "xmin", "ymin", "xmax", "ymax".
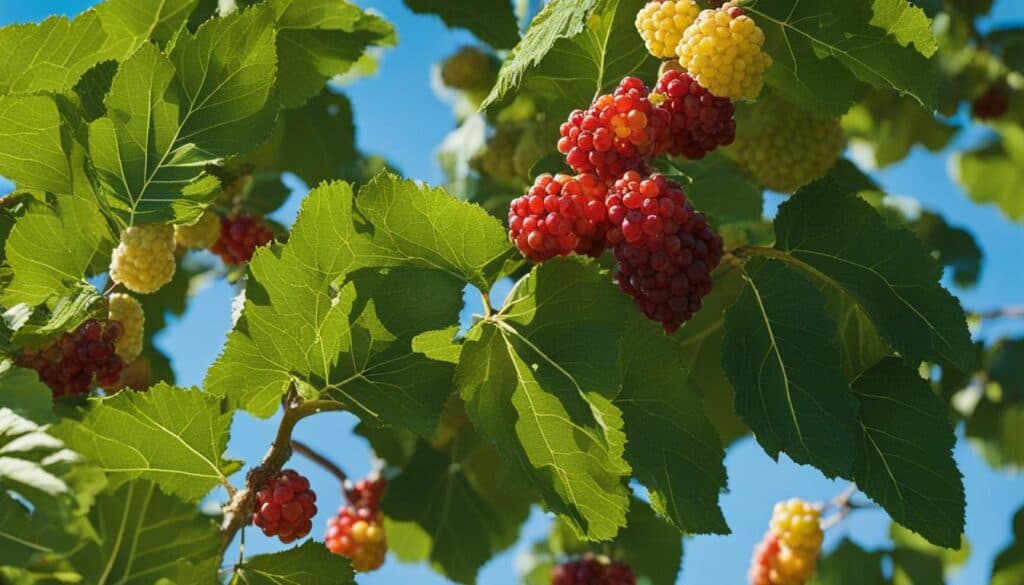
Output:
[
  {"xmin": 953, "ymin": 125, "xmax": 1024, "ymax": 223},
  {"xmin": 889, "ymin": 522, "xmax": 971, "ymax": 568},
  {"xmin": 913, "ymin": 209, "xmax": 982, "ymax": 288},
  {"xmin": 267, "ymin": 0, "xmax": 396, "ymax": 109},
  {"xmin": 231, "ymin": 541, "xmax": 355, "ymax": 584},
  {"xmin": 0, "ymin": 13, "xmax": 115, "ymax": 97},
  {"xmin": 809, "ymin": 539, "xmax": 887, "ymax": 585},
  {"xmin": 773, "ymin": 181, "xmax": 976, "ymax": 373},
  {"xmin": 482, "ymin": 0, "xmax": 658, "ymax": 115},
  {"xmin": 455, "ymin": 258, "xmax": 631, "ymax": 540},
  {"xmin": 355, "ymin": 173, "xmax": 516, "ymax": 290},
  {"xmin": 723, "ymin": 257, "xmax": 858, "ymax": 477},
  {"xmin": 384, "ymin": 430, "xmax": 532, "ymax": 584},
  {"xmin": 404, "ymin": 0, "xmax": 519, "ymax": 49},
  {"xmin": 843, "ymin": 90, "xmax": 958, "ymax": 168},
  {"xmin": 656, "ymin": 154, "xmax": 764, "ymax": 226},
  {"xmin": 617, "ymin": 318, "xmax": 728, "ymax": 535},
  {"xmin": 852, "ymin": 359, "xmax": 965, "ymax": 548},
  {"xmin": 611, "ymin": 498, "xmax": 683, "ymax": 585},
  {"xmin": 207, "ymin": 182, "xmax": 461, "ymax": 435},
  {"xmin": 70, "ymin": 481, "xmax": 219, "ymax": 585},
  {"xmin": 0, "ymin": 363, "xmax": 55, "ymax": 424},
  {"xmin": 53, "ymin": 383, "xmax": 236, "ymax": 502},
  {"xmin": 992, "ymin": 508, "xmax": 1024, "ymax": 585},
  {"xmin": 891, "ymin": 548, "xmax": 944, "ymax": 585},
  {"xmin": 94, "ymin": 0, "xmax": 200, "ymax": 59},
  {"xmin": 89, "ymin": 7, "xmax": 278, "ymax": 225},
  {"xmin": 990, "ymin": 338, "xmax": 1024, "ymax": 404},
  {"xmin": 0, "ymin": 95, "xmax": 78, "ymax": 195},
  {"xmin": 4, "ymin": 195, "xmax": 112, "ymax": 306},
  {"xmin": 746, "ymin": 0, "xmax": 938, "ymax": 115},
  {"xmin": 6, "ymin": 286, "xmax": 106, "ymax": 348}
]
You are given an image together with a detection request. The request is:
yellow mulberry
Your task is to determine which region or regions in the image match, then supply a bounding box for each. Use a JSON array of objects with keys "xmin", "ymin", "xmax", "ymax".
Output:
[
  {"xmin": 726, "ymin": 96, "xmax": 844, "ymax": 193},
  {"xmin": 770, "ymin": 498, "xmax": 823, "ymax": 553},
  {"xmin": 675, "ymin": 2, "xmax": 772, "ymax": 100},
  {"xmin": 109, "ymin": 224, "xmax": 176, "ymax": 293},
  {"xmin": 749, "ymin": 498, "xmax": 824, "ymax": 585},
  {"xmin": 174, "ymin": 210, "xmax": 221, "ymax": 249},
  {"xmin": 636, "ymin": 0, "xmax": 700, "ymax": 59},
  {"xmin": 107, "ymin": 293, "xmax": 144, "ymax": 363}
]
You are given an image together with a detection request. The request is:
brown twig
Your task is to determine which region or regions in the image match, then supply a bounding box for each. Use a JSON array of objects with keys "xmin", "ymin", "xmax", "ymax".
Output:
[
  {"xmin": 219, "ymin": 397, "xmax": 345, "ymax": 555},
  {"xmin": 291, "ymin": 439, "xmax": 355, "ymax": 501}
]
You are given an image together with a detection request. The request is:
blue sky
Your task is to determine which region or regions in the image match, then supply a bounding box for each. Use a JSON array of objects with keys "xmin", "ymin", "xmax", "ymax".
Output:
[{"xmin": 2, "ymin": 1, "xmax": 1024, "ymax": 584}]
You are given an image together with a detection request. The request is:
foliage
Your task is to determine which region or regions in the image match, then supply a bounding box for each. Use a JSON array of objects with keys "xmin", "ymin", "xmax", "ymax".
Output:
[{"xmin": 0, "ymin": 0, "xmax": 1020, "ymax": 583}]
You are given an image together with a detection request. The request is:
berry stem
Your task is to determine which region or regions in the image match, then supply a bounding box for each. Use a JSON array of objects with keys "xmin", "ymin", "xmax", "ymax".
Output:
[
  {"xmin": 291, "ymin": 438, "xmax": 354, "ymax": 499},
  {"xmin": 219, "ymin": 396, "xmax": 345, "ymax": 557},
  {"xmin": 821, "ymin": 484, "xmax": 860, "ymax": 531}
]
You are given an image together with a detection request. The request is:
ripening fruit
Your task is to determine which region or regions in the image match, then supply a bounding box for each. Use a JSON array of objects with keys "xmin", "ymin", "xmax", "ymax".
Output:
[
  {"xmin": 107, "ymin": 293, "xmax": 144, "ymax": 363},
  {"xmin": 109, "ymin": 224, "xmax": 176, "ymax": 293},
  {"xmin": 17, "ymin": 319, "xmax": 125, "ymax": 398},
  {"xmin": 472, "ymin": 127, "xmax": 523, "ymax": 180},
  {"xmin": 508, "ymin": 173, "xmax": 610, "ymax": 262},
  {"xmin": 211, "ymin": 215, "xmax": 274, "ymax": 265},
  {"xmin": 440, "ymin": 46, "xmax": 497, "ymax": 92},
  {"xmin": 252, "ymin": 469, "xmax": 317, "ymax": 543},
  {"xmin": 748, "ymin": 499, "xmax": 824, "ymax": 585},
  {"xmin": 769, "ymin": 498, "xmax": 823, "ymax": 552},
  {"xmin": 675, "ymin": 3, "xmax": 772, "ymax": 101},
  {"xmin": 972, "ymin": 84, "xmax": 1010, "ymax": 120},
  {"xmin": 551, "ymin": 554, "xmax": 636, "ymax": 585},
  {"xmin": 726, "ymin": 96, "xmax": 844, "ymax": 193},
  {"xmin": 654, "ymin": 68, "xmax": 735, "ymax": 159},
  {"xmin": 605, "ymin": 172, "xmax": 723, "ymax": 333},
  {"xmin": 326, "ymin": 475, "xmax": 388, "ymax": 572},
  {"xmin": 558, "ymin": 77, "xmax": 672, "ymax": 180},
  {"xmin": 174, "ymin": 210, "xmax": 221, "ymax": 249},
  {"xmin": 635, "ymin": 0, "xmax": 701, "ymax": 59}
]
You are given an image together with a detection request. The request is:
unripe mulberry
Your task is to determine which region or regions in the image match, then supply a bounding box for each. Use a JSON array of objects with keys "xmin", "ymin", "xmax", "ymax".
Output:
[
  {"xmin": 107, "ymin": 293, "xmax": 144, "ymax": 363},
  {"xmin": 654, "ymin": 69, "xmax": 735, "ymax": 159},
  {"xmin": 636, "ymin": 0, "xmax": 701, "ymax": 59},
  {"xmin": 551, "ymin": 554, "xmax": 636, "ymax": 585},
  {"xmin": 472, "ymin": 127, "xmax": 522, "ymax": 180},
  {"xmin": 726, "ymin": 97, "xmax": 843, "ymax": 193},
  {"xmin": 769, "ymin": 498, "xmax": 823, "ymax": 552},
  {"xmin": 509, "ymin": 173, "xmax": 609, "ymax": 262},
  {"xmin": 676, "ymin": 3, "xmax": 772, "ymax": 101},
  {"xmin": 211, "ymin": 215, "xmax": 274, "ymax": 265},
  {"xmin": 605, "ymin": 172, "xmax": 723, "ymax": 333},
  {"xmin": 972, "ymin": 84, "xmax": 1010, "ymax": 120},
  {"xmin": 440, "ymin": 47, "xmax": 497, "ymax": 92},
  {"xmin": 748, "ymin": 499, "xmax": 824, "ymax": 585},
  {"xmin": 174, "ymin": 210, "xmax": 221, "ymax": 249},
  {"xmin": 109, "ymin": 224, "xmax": 176, "ymax": 293},
  {"xmin": 17, "ymin": 319, "xmax": 125, "ymax": 398},
  {"xmin": 326, "ymin": 475, "xmax": 388, "ymax": 572},
  {"xmin": 252, "ymin": 469, "xmax": 317, "ymax": 543},
  {"xmin": 558, "ymin": 77, "xmax": 672, "ymax": 180}
]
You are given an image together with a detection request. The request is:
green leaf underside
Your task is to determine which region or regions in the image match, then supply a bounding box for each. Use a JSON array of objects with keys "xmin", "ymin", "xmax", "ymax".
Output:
[
  {"xmin": 612, "ymin": 498, "xmax": 684, "ymax": 585},
  {"xmin": 483, "ymin": 0, "xmax": 658, "ymax": 116},
  {"xmin": 723, "ymin": 257, "xmax": 858, "ymax": 477},
  {"xmin": 773, "ymin": 181, "xmax": 976, "ymax": 373},
  {"xmin": 747, "ymin": 0, "xmax": 938, "ymax": 115},
  {"xmin": 617, "ymin": 318, "xmax": 728, "ymax": 535},
  {"xmin": 456, "ymin": 258, "xmax": 631, "ymax": 540},
  {"xmin": 207, "ymin": 180, "xmax": 464, "ymax": 436},
  {"xmin": 852, "ymin": 358, "xmax": 965, "ymax": 548},
  {"xmin": 403, "ymin": 0, "xmax": 519, "ymax": 49},
  {"xmin": 89, "ymin": 7, "xmax": 277, "ymax": 225},
  {"xmin": 231, "ymin": 540, "xmax": 355, "ymax": 584},
  {"xmin": 71, "ymin": 481, "xmax": 219, "ymax": 585},
  {"xmin": 954, "ymin": 125, "xmax": 1024, "ymax": 223},
  {"xmin": 53, "ymin": 384, "xmax": 235, "ymax": 502},
  {"xmin": 385, "ymin": 431, "xmax": 532, "ymax": 584}
]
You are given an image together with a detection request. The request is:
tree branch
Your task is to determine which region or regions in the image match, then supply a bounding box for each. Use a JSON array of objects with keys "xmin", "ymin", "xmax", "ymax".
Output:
[
  {"xmin": 292, "ymin": 439, "xmax": 354, "ymax": 498},
  {"xmin": 219, "ymin": 398, "xmax": 345, "ymax": 556}
]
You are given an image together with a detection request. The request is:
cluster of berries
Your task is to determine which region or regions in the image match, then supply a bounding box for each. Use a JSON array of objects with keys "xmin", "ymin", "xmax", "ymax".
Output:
[
  {"xmin": 251, "ymin": 469, "xmax": 318, "ymax": 544},
  {"xmin": 326, "ymin": 476, "xmax": 388, "ymax": 572},
  {"xmin": 748, "ymin": 499, "xmax": 823, "ymax": 585},
  {"xmin": 637, "ymin": 0, "xmax": 771, "ymax": 101},
  {"xmin": 511, "ymin": 75, "xmax": 724, "ymax": 331},
  {"xmin": 552, "ymin": 554, "xmax": 636, "ymax": 585},
  {"xmin": 175, "ymin": 209, "xmax": 275, "ymax": 265},
  {"xmin": 17, "ymin": 319, "xmax": 125, "ymax": 398}
]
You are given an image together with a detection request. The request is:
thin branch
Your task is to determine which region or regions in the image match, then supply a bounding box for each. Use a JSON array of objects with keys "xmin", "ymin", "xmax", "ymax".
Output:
[
  {"xmin": 821, "ymin": 484, "xmax": 861, "ymax": 531},
  {"xmin": 480, "ymin": 290, "xmax": 495, "ymax": 319},
  {"xmin": 219, "ymin": 398, "xmax": 345, "ymax": 557},
  {"xmin": 292, "ymin": 439, "xmax": 353, "ymax": 492},
  {"xmin": 973, "ymin": 306, "xmax": 1024, "ymax": 320}
]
